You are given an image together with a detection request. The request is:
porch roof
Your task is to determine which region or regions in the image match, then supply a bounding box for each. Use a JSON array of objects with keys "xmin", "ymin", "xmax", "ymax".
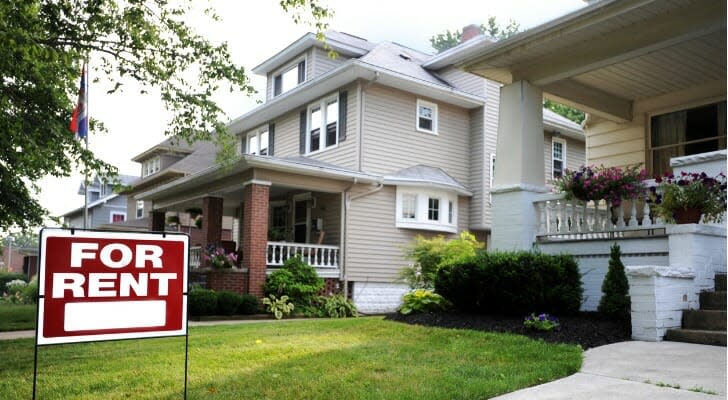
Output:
[{"xmin": 430, "ymin": 0, "xmax": 726, "ymax": 123}]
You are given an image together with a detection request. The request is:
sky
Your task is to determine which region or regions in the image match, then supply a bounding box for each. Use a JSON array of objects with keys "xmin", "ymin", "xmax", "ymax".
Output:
[{"xmin": 37, "ymin": 0, "xmax": 586, "ymax": 225}]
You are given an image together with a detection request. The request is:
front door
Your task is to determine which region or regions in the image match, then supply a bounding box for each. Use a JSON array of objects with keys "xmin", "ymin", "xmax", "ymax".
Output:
[{"xmin": 293, "ymin": 198, "xmax": 310, "ymax": 243}]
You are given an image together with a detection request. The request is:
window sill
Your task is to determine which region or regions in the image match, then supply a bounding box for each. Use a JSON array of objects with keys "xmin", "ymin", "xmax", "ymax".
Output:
[
  {"xmin": 305, "ymin": 143, "xmax": 339, "ymax": 157},
  {"xmin": 396, "ymin": 220, "xmax": 457, "ymax": 234},
  {"xmin": 415, "ymin": 127, "xmax": 438, "ymax": 135}
]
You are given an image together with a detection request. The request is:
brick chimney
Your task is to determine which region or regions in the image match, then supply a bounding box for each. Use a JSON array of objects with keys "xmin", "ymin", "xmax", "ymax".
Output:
[{"xmin": 461, "ymin": 24, "xmax": 481, "ymax": 43}]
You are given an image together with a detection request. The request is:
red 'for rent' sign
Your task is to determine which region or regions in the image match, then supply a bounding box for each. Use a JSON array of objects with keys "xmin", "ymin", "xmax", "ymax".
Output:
[{"xmin": 37, "ymin": 229, "xmax": 189, "ymax": 345}]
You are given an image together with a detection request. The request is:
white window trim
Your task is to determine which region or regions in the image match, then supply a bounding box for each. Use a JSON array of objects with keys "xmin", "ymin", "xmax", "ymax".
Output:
[
  {"xmin": 305, "ymin": 93, "xmax": 339, "ymax": 155},
  {"xmin": 109, "ymin": 211, "xmax": 126, "ymax": 223},
  {"xmin": 245, "ymin": 126, "xmax": 270, "ymax": 156},
  {"xmin": 142, "ymin": 156, "xmax": 161, "ymax": 178},
  {"xmin": 416, "ymin": 99, "xmax": 438, "ymax": 135},
  {"xmin": 552, "ymin": 137, "xmax": 567, "ymax": 179},
  {"xmin": 396, "ymin": 187, "xmax": 457, "ymax": 233},
  {"xmin": 272, "ymin": 55, "xmax": 307, "ymax": 97}
]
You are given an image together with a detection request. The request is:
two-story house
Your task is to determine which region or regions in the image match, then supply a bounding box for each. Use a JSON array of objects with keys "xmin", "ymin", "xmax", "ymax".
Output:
[
  {"xmin": 135, "ymin": 30, "xmax": 585, "ymax": 312},
  {"xmin": 61, "ymin": 174, "xmax": 137, "ymax": 229}
]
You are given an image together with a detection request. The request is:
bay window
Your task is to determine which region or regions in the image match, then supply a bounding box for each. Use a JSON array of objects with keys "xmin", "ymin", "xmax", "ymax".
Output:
[{"xmin": 396, "ymin": 187, "xmax": 457, "ymax": 233}]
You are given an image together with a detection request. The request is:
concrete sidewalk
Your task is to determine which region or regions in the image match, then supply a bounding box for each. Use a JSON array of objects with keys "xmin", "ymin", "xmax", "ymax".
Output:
[{"xmin": 493, "ymin": 341, "xmax": 727, "ymax": 400}]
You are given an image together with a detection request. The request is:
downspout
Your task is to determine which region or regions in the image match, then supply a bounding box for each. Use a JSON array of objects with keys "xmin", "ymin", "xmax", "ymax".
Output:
[{"xmin": 342, "ymin": 180, "xmax": 383, "ymax": 299}]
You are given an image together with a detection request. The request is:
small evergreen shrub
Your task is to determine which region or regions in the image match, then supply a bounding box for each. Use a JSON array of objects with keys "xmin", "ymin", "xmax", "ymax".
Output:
[
  {"xmin": 188, "ymin": 288, "xmax": 218, "ymax": 316},
  {"xmin": 263, "ymin": 255, "xmax": 323, "ymax": 306},
  {"xmin": 435, "ymin": 251, "xmax": 582, "ymax": 316},
  {"xmin": 238, "ymin": 294, "xmax": 260, "ymax": 315},
  {"xmin": 399, "ymin": 289, "xmax": 450, "ymax": 315},
  {"xmin": 0, "ymin": 272, "xmax": 27, "ymax": 296},
  {"xmin": 598, "ymin": 244, "xmax": 631, "ymax": 320},
  {"xmin": 216, "ymin": 291, "xmax": 244, "ymax": 316}
]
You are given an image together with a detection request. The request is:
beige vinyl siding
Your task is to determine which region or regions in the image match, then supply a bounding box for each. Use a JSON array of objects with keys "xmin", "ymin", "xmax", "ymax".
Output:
[
  {"xmin": 482, "ymin": 80, "xmax": 500, "ymax": 229},
  {"xmin": 263, "ymin": 83, "xmax": 359, "ymax": 169},
  {"xmin": 309, "ymin": 47, "xmax": 348, "ymax": 79},
  {"xmin": 361, "ymin": 84, "xmax": 471, "ymax": 184},
  {"xmin": 345, "ymin": 185, "xmax": 466, "ymax": 282},
  {"xmin": 310, "ymin": 192, "xmax": 341, "ymax": 246},
  {"xmin": 468, "ymin": 107, "xmax": 485, "ymax": 229},
  {"xmin": 437, "ymin": 67, "xmax": 486, "ymax": 97},
  {"xmin": 585, "ymin": 119, "xmax": 645, "ymax": 168},
  {"xmin": 543, "ymin": 133, "xmax": 586, "ymax": 183}
]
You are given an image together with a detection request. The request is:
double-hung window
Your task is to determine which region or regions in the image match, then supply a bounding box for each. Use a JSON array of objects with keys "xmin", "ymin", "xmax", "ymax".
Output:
[
  {"xmin": 245, "ymin": 128, "xmax": 269, "ymax": 155},
  {"xmin": 552, "ymin": 138, "xmax": 566, "ymax": 179},
  {"xmin": 416, "ymin": 99, "xmax": 438, "ymax": 134},
  {"xmin": 307, "ymin": 96, "xmax": 338, "ymax": 154},
  {"xmin": 273, "ymin": 58, "xmax": 305, "ymax": 97}
]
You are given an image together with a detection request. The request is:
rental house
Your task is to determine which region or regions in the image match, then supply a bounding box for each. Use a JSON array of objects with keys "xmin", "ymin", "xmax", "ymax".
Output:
[
  {"xmin": 134, "ymin": 30, "xmax": 585, "ymax": 312},
  {"xmin": 434, "ymin": 0, "xmax": 726, "ymax": 342},
  {"xmin": 62, "ymin": 174, "xmax": 137, "ymax": 229}
]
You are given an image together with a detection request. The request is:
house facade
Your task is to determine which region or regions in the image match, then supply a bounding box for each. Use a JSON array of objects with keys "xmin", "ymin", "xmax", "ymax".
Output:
[
  {"xmin": 136, "ymin": 31, "xmax": 585, "ymax": 312},
  {"xmin": 434, "ymin": 0, "xmax": 726, "ymax": 341},
  {"xmin": 61, "ymin": 174, "xmax": 137, "ymax": 229}
]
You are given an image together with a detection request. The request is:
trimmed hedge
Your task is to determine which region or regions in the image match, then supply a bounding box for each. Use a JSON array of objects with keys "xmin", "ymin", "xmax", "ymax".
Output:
[
  {"xmin": 188, "ymin": 289, "xmax": 260, "ymax": 316},
  {"xmin": 188, "ymin": 288, "xmax": 218, "ymax": 316},
  {"xmin": 435, "ymin": 251, "xmax": 582, "ymax": 316}
]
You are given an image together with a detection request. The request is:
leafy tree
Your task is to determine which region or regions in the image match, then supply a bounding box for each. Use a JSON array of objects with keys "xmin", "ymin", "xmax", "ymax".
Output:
[
  {"xmin": 430, "ymin": 19, "xmax": 585, "ymax": 125},
  {"xmin": 0, "ymin": 0, "xmax": 332, "ymax": 231},
  {"xmin": 598, "ymin": 243, "xmax": 631, "ymax": 320}
]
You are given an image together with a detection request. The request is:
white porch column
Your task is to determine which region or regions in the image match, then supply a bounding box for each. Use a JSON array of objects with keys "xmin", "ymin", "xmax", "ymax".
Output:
[{"xmin": 491, "ymin": 80, "xmax": 548, "ymax": 250}]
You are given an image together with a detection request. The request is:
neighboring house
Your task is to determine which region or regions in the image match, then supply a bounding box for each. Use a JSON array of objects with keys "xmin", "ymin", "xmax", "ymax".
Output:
[
  {"xmin": 434, "ymin": 0, "xmax": 726, "ymax": 342},
  {"xmin": 112, "ymin": 138, "xmax": 233, "ymax": 243},
  {"xmin": 61, "ymin": 174, "xmax": 137, "ymax": 229},
  {"xmin": 134, "ymin": 30, "xmax": 585, "ymax": 312}
]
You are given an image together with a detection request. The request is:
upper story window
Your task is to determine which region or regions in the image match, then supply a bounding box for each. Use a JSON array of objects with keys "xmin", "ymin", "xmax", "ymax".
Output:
[
  {"xmin": 552, "ymin": 138, "xmax": 566, "ymax": 179},
  {"xmin": 245, "ymin": 128, "xmax": 269, "ymax": 155},
  {"xmin": 396, "ymin": 187, "xmax": 457, "ymax": 233},
  {"xmin": 306, "ymin": 95, "xmax": 338, "ymax": 154},
  {"xmin": 273, "ymin": 58, "xmax": 306, "ymax": 97},
  {"xmin": 142, "ymin": 156, "xmax": 161, "ymax": 177},
  {"xmin": 416, "ymin": 99, "xmax": 438, "ymax": 134},
  {"xmin": 650, "ymin": 101, "xmax": 726, "ymax": 174},
  {"xmin": 136, "ymin": 200, "xmax": 144, "ymax": 219}
]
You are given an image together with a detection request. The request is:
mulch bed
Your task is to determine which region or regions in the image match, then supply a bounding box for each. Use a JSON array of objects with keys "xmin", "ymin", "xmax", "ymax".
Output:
[{"xmin": 385, "ymin": 311, "xmax": 631, "ymax": 350}]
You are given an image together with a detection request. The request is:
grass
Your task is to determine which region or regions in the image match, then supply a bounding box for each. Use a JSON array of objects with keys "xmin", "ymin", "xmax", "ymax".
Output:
[
  {"xmin": 0, "ymin": 303, "xmax": 36, "ymax": 331},
  {"xmin": 0, "ymin": 317, "xmax": 582, "ymax": 399}
]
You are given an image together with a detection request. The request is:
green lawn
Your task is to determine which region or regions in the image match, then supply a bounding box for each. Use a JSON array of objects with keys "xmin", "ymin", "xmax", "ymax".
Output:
[
  {"xmin": 0, "ymin": 303, "xmax": 36, "ymax": 331},
  {"xmin": 0, "ymin": 318, "xmax": 581, "ymax": 399}
]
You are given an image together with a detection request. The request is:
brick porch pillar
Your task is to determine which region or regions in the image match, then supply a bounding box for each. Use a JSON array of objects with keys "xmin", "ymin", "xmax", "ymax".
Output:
[
  {"xmin": 201, "ymin": 196, "xmax": 223, "ymax": 250},
  {"xmin": 149, "ymin": 211, "xmax": 165, "ymax": 231},
  {"xmin": 242, "ymin": 182, "xmax": 270, "ymax": 298}
]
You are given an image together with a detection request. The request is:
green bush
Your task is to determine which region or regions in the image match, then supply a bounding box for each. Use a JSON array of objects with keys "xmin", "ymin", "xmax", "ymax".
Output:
[
  {"xmin": 319, "ymin": 294, "xmax": 357, "ymax": 318},
  {"xmin": 238, "ymin": 294, "xmax": 259, "ymax": 315},
  {"xmin": 263, "ymin": 294, "xmax": 294, "ymax": 319},
  {"xmin": 435, "ymin": 251, "xmax": 583, "ymax": 316},
  {"xmin": 0, "ymin": 272, "xmax": 27, "ymax": 296},
  {"xmin": 598, "ymin": 244, "xmax": 630, "ymax": 320},
  {"xmin": 398, "ymin": 232, "xmax": 484, "ymax": 289},
  {"xmin": 216, "ymin": 291, "xmax": 244, "ymax": 316},
  {"xmin": 263, "ymin": 255, "xmax": 323, "ymax": 306},
  {"xmin": 22, "ymin": 277, "xmax": 38, "ymax": 304},
  {"xmin": 188, "ymin": 288, "xmax": 218, "ymax": 316},
  {"xmin": 399, "ymin": 289, "xmax": 450, "ymax": 315}
]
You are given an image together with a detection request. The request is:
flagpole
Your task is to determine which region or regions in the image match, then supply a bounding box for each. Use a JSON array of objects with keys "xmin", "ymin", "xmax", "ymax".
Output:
[{"xmin": 82, "ymin": 62, "xmax": 89, "ymax": 229}]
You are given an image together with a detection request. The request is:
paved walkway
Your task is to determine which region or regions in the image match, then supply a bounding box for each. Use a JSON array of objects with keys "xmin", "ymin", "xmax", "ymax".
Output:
[{"xmin": 493, "ymin": 341, "xmax": 727, "ymax": 400}]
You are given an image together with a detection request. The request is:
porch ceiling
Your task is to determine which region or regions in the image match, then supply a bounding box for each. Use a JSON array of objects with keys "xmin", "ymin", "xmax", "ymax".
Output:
[{"xmin": 453, "ymin": 0, "xmax": 726, "ymax": 122}]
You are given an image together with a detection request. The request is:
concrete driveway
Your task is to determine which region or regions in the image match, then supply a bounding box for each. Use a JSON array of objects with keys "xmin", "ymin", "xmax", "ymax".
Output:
[{"xmin": 493, "ymin": 341, "xmax": 727, "ymax": 400}]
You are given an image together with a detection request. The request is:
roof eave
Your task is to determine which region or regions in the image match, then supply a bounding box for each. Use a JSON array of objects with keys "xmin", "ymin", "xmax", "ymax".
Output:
[{"xmin": 383, "ymin": 178, "xmax": 473, "ymax": 197}]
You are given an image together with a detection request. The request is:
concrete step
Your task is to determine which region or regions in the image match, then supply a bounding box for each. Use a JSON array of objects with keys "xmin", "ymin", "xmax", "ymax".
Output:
[
  {"xmin": 665, "ymin": 328, "xmax": 726, "ymax": 346},
  {"xmin": 682, "ymin": 309, "xmax": 726, "ymax": 331},
  {"xmin": 716, "ymin": 274, "xmax": 727, "ymax": 292},
  {"xmin": 700, "ymin": 291, "xmax": 727, "ymax": 311}
]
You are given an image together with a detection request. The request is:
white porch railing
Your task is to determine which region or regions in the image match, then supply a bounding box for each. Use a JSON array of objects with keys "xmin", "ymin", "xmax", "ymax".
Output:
[
  {"xmin": 534, "ymin": 182, "xmax": 666, "ymax": 241},
  {"xmin": 190, "ymin": 246, "xmax": 202, "ymax": 269},
  {"xmin": 267, "ymin": 241, "xmax": 339, "ymax": 269}
]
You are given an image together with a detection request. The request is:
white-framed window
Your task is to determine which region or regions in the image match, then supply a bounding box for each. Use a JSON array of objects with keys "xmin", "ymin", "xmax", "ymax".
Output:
[
  {"xmin": 245, "ymin": 127, "xmax": 269, "ymax": 155},
  {"xmin": 142, "ymin": 156, "xmax": 161, "ymax": 177},
  {"xmin": 273, "ymin": 57, "xmax": 306, "ymax": 97},
  {"xmin": 396, "ymin": 187, "xmax": 457, "ymax": 233},
  {"xmin": 110, "ymin": 212, "xmax": 126, "ymax": 223},
  {"xmin": 416, "ymin": 99, "xmax": 438, "ymax": 134},
  {"xmin": 552, "ymin": 138, "xmax": 566, "ymax": 179},
  {"xmin": 136, "ymin": 200, "xmax": 144, "ymax": 219},
  {"xmin": 306, "ymin": 95, "xmax": 339, "ymax": 154}
]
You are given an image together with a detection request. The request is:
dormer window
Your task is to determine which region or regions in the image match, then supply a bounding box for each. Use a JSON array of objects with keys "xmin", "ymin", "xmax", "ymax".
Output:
[
  {"xmin": 142, "ymin": 156, "xmax": 161, "ymax": 177},
  {"xmin": 273, "ymin": 58, "xmax": 305, "ymax": 97}
]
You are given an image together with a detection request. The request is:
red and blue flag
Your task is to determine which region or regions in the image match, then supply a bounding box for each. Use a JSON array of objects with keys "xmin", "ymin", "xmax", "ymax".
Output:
[{"xmin": 69, "ymin": 63, "xmax": 88, "ymax": 139}]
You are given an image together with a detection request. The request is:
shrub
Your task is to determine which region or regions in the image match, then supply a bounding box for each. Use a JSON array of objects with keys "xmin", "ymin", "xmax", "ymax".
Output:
[
  {"xmin": 3, "ymin": 279, "xmax": 27, "ymax": 304},
  {"xmin": 22, "ymin": 277, "xmax": 38, "ymax": 304},
  {"xmin": 263, "ymin": 295, "xmax": 294, "ymax": 319},
  {"xmin": 598, "ymin": 244, "xmax": 630, "ymax": 320},
  {"xmin": 435, "ymin": 251, "xmax": 582, "ymax": 316},
  {"xmin": 319, "ymin": 295, "xmax": 357, "ymax": 318},
  {"xmin": 188, "ymin": 288, "xmax": 218, "ymax": 316},
  {"xmin": 398, "ymin": 232, "xmax": 484, "ymax": 289},
  {"xmin": 216, "ymin": 291, "xmax": 244, "ymax": 316},
  {"xmin": 0, "ymin": 272, "xmax": 26, "ymax": 296},
  {"xmin": 263, "ymin": 255, "xmax": 323, "ymax": 306},
  {"xmin": 399, "ymin": 289, "xmax": 450, "ymax": 315},
  {"xmin": 238, "ymin": 294, "xmax": 260, "ymax": 315}
]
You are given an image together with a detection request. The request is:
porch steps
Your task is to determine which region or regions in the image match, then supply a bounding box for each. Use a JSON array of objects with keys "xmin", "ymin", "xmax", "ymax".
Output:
[{"xmin": 665, "ymin": 274, "xmax": 727, "ymax": 347}]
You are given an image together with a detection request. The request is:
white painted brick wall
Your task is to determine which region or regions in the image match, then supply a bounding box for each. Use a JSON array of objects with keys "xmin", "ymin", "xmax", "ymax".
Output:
[
  {"xmin": 667, "ymin": 224, "xmax": 727, "ymax": 304},
  {"xmin": 352, "ymin": 282, "xmax": 409, "ymax": 314}
]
